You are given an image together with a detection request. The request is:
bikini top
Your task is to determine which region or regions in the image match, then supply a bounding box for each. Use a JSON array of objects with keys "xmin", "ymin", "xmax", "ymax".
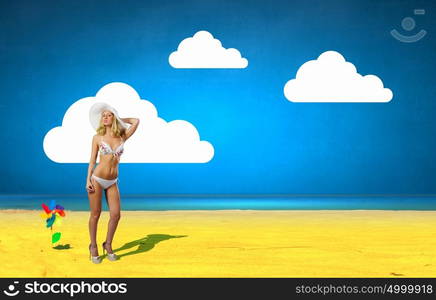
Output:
[{"xmin": 99, "ymin": 136, "xmax": 124, "ymax": 157}]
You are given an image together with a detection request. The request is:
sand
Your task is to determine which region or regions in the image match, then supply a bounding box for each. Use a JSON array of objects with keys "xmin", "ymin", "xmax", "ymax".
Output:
[{"xmin": 0, "ymin": 209, "xmax": 435, "ymax": 277}]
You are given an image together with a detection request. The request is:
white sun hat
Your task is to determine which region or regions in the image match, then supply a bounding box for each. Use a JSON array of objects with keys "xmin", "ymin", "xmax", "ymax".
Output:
[{"xmin": 89, "ymin": 102, "xmax": 128, "ymax": 130}]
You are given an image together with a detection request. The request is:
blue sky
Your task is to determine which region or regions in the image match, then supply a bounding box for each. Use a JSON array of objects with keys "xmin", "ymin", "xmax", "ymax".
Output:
[{"xmin": 1, "ymin": 0, "xmax": 435, "ymax": 195}]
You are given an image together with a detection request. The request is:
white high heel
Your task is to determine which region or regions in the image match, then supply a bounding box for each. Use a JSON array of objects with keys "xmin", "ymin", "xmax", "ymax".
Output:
[
  {"xmin": 102, "ymin": 241, "xmax": 118, "ymax": 261},
  {"xmin": 89, "ymin": 244, "xmax": 102, "ymax": 264}
]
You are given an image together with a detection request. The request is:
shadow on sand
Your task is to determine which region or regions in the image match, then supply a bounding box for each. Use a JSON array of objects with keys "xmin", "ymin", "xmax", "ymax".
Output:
[
  {"xmin": 103, "ymin": 234, "xmax": 187, "ymax": 260},
  {"xmin": 53, "ymin": 244, "xmax": 71, "ymax": 250}
]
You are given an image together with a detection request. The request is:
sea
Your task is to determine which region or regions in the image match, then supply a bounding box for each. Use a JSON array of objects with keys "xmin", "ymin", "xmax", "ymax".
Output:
[{"xmin": 0, "ymin": 194, "xmax": 435, "ymax": 211}]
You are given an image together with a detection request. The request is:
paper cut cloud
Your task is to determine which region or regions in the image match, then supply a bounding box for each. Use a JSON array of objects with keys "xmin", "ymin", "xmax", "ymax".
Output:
[
  {"xmin": 43, "ymin": 82, "xmax": 214, "ymax": 163},
  {"xmin": 283, "ymin": 50, "xmax": 393, "ymax": 102},
  {"xmin": 169, "ymin": 30, "xmax": 248, "ymax": 68}
]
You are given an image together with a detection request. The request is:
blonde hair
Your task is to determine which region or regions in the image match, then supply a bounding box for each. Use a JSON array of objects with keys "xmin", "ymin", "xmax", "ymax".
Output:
[{"xmin": 96, "ymin": 111, "xmax": 126, "ymax": 138}]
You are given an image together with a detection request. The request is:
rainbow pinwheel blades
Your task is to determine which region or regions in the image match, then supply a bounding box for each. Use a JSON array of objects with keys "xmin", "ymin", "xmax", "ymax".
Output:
[
  {"xmin": 46, "ymin": 213, "xmax": 56, "ymax": 228},
  {"xmin": 41, "ymin": 200, "xmax": 66, "ymax": 246},
  {"xmin": 54, "ymin": 213, "xmax": 63, "ymax": 226},
  {"xmin": 42, "ymin": 199, "xmax": 66, "ymax": 217}
]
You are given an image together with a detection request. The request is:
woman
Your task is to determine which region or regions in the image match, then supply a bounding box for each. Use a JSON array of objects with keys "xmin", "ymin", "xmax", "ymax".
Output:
[{"xmin": 86, "ymin": 102, "xmax": 140, "ymax": 264}]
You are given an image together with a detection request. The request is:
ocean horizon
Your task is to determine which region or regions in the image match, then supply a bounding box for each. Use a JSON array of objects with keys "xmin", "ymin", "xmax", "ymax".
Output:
[{"xmin": 1, "ymin": 194, "xmax": 435, "ymax": 211}]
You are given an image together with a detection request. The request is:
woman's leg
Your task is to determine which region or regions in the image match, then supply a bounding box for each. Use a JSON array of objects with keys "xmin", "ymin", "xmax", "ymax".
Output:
[
  {"xmin": 88, "ymin": 177, "xmax": 103, "ymax": 256},
  {"xmin": 104, "ymin": 180, "xmax": 121, "ymax": 252}
]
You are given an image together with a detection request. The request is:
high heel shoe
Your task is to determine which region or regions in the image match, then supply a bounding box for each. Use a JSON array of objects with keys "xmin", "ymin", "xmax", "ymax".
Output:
[
  {"xmin": 89, "ymin": 244, "xmax": 102, "ymax": 264},
  {"xmin": 102, "ymin": 241, "xmax": 118, "ymax": 261}
]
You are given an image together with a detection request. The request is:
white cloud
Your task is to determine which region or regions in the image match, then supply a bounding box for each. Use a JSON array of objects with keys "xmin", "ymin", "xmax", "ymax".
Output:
[
  {"xmin": 283, "ymin": 50, "xmax": 393, "ymax": 102},
  {"xmin": 169, "ymin": 30, "xmax": 248, "ymax": 68},
  {"xmin": 43, "ymin": 82, "xmax": 214, "ymax": 163}
]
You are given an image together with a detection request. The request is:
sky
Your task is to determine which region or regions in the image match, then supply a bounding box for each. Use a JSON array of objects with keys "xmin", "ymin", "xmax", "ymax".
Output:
[{"xmin": 1, "ymin": 0, "xmax": 435, "ymax": 195}]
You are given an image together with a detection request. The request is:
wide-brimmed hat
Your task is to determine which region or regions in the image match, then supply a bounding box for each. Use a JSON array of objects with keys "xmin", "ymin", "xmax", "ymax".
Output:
[{"xmin": 89, "ymin": 102, "xmax": 128, "ymax": 130}]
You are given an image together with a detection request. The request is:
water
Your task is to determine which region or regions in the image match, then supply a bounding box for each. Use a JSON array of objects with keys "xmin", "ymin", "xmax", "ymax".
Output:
[{"xmin": 0, "ymin": 195, "xmax": 435, "ymax": 211}]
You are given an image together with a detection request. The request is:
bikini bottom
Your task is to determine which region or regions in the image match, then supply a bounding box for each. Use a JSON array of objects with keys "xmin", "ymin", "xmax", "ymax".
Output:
[{"xmin": 92, "ymin": 174, "xmax": 119, "ymax": 190}]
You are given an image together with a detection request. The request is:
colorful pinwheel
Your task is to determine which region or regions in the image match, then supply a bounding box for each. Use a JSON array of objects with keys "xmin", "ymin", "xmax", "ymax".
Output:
[{"xmin": 40, "ymin": 200, "xmax": 66, "ymax": 245}]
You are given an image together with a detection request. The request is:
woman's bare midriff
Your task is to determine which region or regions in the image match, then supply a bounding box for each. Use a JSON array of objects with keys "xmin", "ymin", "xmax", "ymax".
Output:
[{"xmin": 93, "ymin": 155, "xmax": 120, "ymax": 179}]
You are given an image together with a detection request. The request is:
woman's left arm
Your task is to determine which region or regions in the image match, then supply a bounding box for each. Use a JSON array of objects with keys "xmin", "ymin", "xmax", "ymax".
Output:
[
  {"xmin": 121, "ymin": 118, "xmax": 140, "ymax": 140},
  {"xmin": 121, "ymin": 118, "xmax": 139, "ymax": 124}
]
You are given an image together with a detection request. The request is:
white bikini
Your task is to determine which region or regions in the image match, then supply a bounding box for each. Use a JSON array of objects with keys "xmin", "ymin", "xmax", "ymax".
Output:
[{"xmin": 91, "ymin": 136, "xmax": 124, "ymax": 190}]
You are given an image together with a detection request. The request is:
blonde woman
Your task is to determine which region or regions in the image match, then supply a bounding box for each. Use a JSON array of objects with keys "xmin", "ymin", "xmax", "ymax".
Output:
[{"xmin": 86, "ymin": 102, "xmax": 140, "ymax": 264}]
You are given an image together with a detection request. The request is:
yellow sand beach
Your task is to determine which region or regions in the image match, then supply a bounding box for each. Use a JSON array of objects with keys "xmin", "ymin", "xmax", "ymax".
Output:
[{"xmin": 0, "ymin": 209, "xmax": 435, "ymax": 277}]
